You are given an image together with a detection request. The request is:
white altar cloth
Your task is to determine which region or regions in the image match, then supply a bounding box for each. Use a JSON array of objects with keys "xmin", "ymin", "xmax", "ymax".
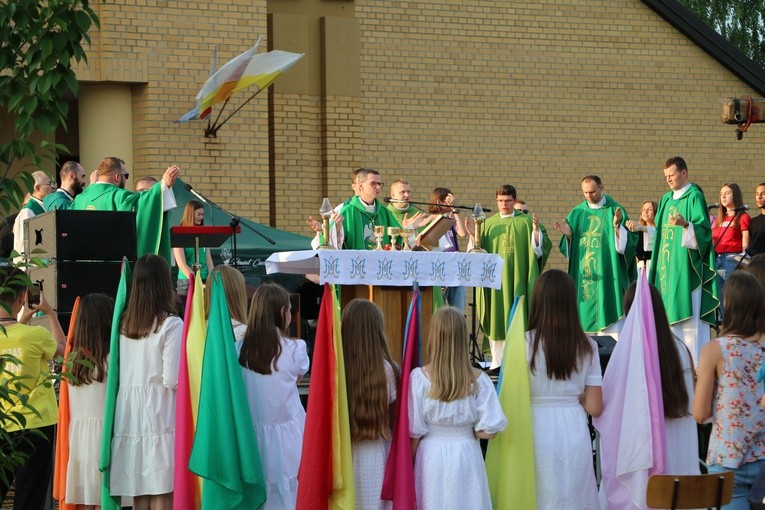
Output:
[{"xmin": 265, "ymin": 250, "xmax": 503, "ymax": 289}]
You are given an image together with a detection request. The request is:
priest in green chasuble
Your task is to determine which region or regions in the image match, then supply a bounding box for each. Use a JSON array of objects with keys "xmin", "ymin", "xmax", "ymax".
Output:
[
  {"xmin": 554, "ymin": 175, "xmax": 637, "ymax": 338},
  {"xmin": 474, "ymin": 184, "xmax": 551, "ymax": 369},
  {"xmin": 71, "ymin": 157, "xmax": 180, "ymax": 264},
  {"xmin": 338, "ymin": 168, "xmax": 402, "ymax": 250},
  {"xmin": 649, "ymin": 157, "xmax": 717, "ymax": 364}
]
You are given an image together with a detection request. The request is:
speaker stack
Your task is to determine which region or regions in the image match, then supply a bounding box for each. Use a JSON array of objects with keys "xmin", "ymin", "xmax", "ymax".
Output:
[{"xmin": 25, "ymin": 210, "xmax": 137, "ymax": 333}]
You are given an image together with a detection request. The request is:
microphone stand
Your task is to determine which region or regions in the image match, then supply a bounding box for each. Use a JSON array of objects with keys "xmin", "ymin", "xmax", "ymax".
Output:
[
  {"xmin": 191, "ymin": 190, "xmax": 276, "ymax": 270},
  {"xmin": 386, "ymin": 199, "xmax": 492, "ymax": 213}
]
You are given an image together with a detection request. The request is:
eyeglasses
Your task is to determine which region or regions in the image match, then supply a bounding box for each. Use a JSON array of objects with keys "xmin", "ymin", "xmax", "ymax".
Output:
[
  {"xmin": 363, "ymin": 181, "xmax": 384, "ymax": 188},
  {"xmin": 47, "ymin": 182, "xmax": 56, "ymax": 187},
  {"xmin": 120, "ymin": 172, "xmax": 130, "ymax": 179},
  {"xmin": 517, "ymin": 209, "xmax": 529, "ymax": 214}
]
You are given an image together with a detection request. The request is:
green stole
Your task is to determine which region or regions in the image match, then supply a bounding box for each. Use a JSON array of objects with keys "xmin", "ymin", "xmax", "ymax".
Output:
[
  {"xmin": 559, "ymin": 196, "xmax": 637, "ymax": 332},
  {"xmin": 648, "ymin": 184, "xmax": 718, "ymax": 325},
  {"xmin": 22, "ymin": 198, "xmax": 45, "ymax": 216},
  {"xmin": 71, "ymin": 183, "xmax": 167, "ymax": 263},
  {"xmin": 386, "ymin": 203, "xmax": 420, "ymax": 225},
  {"xmin": 339, "ymin": 196, "xmax": 401, "ymax": 250},
  {"xmin": 43, "ymin": 190, "xmax": 73, "ymax": 211},
  {"xmin": 477, "ymin": 213, "xmax": 550, "ymax": 341}
]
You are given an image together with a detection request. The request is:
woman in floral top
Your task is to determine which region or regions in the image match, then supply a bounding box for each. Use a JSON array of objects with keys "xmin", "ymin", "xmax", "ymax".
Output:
[{"xmin": 694, "ymin": 271, "xmax": 765, "ymax": 510}]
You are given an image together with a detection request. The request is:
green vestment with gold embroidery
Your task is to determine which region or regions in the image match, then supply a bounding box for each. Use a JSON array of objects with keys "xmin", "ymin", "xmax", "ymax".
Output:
[
  {"xmin": 648, "ymin": 184, "xmax": 718, "ymax": 325},
  {"xmin": 339, "ymin": 196, "xmax": 401, "ymax": 250},
  {"xmin": 560, "ymin": 195, "xmax": 637, "ymax": 332},
  {"xmin": 477, "ymin": 213, "xmax": 551, "ymax": 341}
]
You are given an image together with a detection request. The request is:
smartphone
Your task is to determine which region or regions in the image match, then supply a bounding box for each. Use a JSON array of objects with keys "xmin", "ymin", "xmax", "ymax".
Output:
[{"xmin": 28, "ymin": 283, "xmax": 41, "ymax": 307}]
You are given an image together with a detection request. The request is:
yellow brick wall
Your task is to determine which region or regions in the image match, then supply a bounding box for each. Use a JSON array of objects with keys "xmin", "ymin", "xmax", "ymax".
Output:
[
  {"xmin": 354, "ymin": 0, "xmax": 765, "ymax": 270},
  {"xmin": 65, "ymin": 0, "xmax": 765, "ymax": 263}
]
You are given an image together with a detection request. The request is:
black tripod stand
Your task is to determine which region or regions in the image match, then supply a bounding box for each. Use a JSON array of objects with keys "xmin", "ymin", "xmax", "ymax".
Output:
[{"xmin": 469, "ymin": 286, "xmax": 486, "ymax": 367}]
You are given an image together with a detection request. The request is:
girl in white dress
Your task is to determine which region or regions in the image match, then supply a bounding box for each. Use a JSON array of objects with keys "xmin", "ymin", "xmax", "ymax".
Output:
[
  {"xmin": 341, "ymin": 299, "xmax": 400, "ymax": 510},
  {"xmin": 236, "ymin": 283, "xmax": 309, "ymax": 510},
  {"xmin": 205, "ymin": 265, "xmax": 248, "ymax": 341},
  {"xmin": 110, "ymin": 255, "xmax": 183, "ymax": 510},
  {"xmin": 623, "ymin": 281, "xmax": 699, "ymax": 475},
  {"xmin": 65, "ymin": 293, "xmax": 114, "ymax": 509},
  {"xmin": 525, "ymin": 269, "xmax": 602, "ymax": 510},
  {"xmin": 409, "ymin": 306, "xmax": 507, "ymax": 510}
]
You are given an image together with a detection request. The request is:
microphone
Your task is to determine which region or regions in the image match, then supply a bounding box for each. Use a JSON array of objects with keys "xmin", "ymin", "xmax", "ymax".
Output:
[
  {"xmin": 733, "ymin": 205, "xmax": 749, "ymax": 212},
  {"xmin": 184, "ymin": 183, "xmax": 209, "ymax": 205},
  {"xmin": 707, "ymin": 203, "xmax": 720, "ymax": 210},
  {"xmin": 384, "ymin": 197, "xmax": 406, "ymax": 204}
]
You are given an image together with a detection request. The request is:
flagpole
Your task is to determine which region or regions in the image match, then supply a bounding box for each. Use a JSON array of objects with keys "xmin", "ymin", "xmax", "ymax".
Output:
[
  {"xmin": 205, "ymin": 97, "xmax": 231, "ymax": 138},
  {"xmin": 208, "ymin": 87, "xmax": 264, "ymax": 137}
]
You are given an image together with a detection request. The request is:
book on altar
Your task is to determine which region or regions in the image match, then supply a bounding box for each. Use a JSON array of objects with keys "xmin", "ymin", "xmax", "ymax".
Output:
[{"xmin": 418, "ymin": 215, "xmax": 456, "ymax": 250}]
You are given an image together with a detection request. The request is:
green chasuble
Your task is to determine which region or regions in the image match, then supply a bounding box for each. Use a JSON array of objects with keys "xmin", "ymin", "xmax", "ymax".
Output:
[
  {"xmin": 43, "ymin": 190, "xmax": 73, "ymax": 211},
  {"xmin": 648, "ymin": 184, "xmax": 718, "ymax": 325},
  {"xmin": 71, "ymin": 182, "xmax": 168, "ymax": 262},
  {"xmin": 477, "ymin": 213, "xmax": 551, "ymax": 341},
  {"xmin": 339, "ymin": 196, "xmax": 401, "ymax": 250},
  {"xmin": 560, "ymin": 196, "xmax": 638, "ymax": 332}
]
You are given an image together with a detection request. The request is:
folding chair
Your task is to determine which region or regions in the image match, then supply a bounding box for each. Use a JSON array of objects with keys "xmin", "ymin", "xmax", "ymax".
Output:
[{"xmin": 646, "ymin": 471, "xmax": 734, "ymax": 510}]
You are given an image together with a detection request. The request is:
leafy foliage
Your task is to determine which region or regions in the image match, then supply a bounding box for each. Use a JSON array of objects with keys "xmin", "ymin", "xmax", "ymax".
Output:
[
  {"xmin": 0, "ymin": 1, "xmax": 99, "ymax": 213},
  {"xmin": 679, "ymin": 0, "xmax": 765, "ymax": 66}
]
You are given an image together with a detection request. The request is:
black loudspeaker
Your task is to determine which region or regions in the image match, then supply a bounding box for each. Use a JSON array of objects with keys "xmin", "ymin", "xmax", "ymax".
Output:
[
  {"xmin": 28, "ymin": 261, "xmax": 125, "ymax": 312},
  {"xmin": 25, "ymin": 210, "xmax": 137, "ymax": 261},
  {"xmin": 591, "ymin": 334, "xmax": 616, "ymax": 375}
]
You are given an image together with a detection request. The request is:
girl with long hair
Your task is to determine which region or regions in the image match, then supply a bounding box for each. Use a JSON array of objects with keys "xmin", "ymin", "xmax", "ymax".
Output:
[
  {"xmin": 712, "ymin": 183, "xmax": 751, "ymax": 319},
  {"xmin": 526, "ymin": 269, "xmax": 602, "ymax": 509},
  {"xmin": 65, "ymin": 293, "xmax": 114, "ymax": 510},
  {"xmin": 427, "ymin": 187, "xmax": 469, "ymax": 311},
  {"xmin": 626, "ymin": 200, "xmax": 657, "ymax": 271},
  {"xmin": 205, "ymin": 265, "xmax": 248, "ymax": 341},
  {"xmin": 623, "ymin": 282, "xmax": 698, "ymax": 474},
  {"xmin": 341, "ymin": 299, "xmax": 400, "ymax": 510},
  {"xmin": 173, "ymin": 200, "xmax": 214, "ymax": 298},
  {"xmin": 409, "ymin": 306, "xmax": 506, "ymax": 510},
  {"xmin": 237, "ymin": 283, "xmax": 308, "ymax": 509},
  {"xmin": 695, "ymin": 271, "xmax": 765, "ymax": 510},
  {"xmin": 110, "ymin": 255, "xmax": 183, "ymax": 510}
]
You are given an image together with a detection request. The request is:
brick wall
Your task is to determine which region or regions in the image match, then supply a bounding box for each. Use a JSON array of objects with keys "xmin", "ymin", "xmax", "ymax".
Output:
[{"xmin": 70, "ymin": 0, "xmax": 765, "ymax": 265}]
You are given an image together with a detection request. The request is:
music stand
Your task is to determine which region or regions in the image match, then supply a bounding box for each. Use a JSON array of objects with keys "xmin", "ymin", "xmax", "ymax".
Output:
[{"xmin": 170, "ymin": 225, "xmax": 242, "ymax": 272}]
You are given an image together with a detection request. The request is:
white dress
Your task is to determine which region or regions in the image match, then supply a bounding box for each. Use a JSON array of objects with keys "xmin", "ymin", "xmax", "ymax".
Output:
[
  {"xmin": 66, "ymin": 375, "xmax": 107, "ymax": 504},
  {"xmin": 236, "ymin": 334, "xmax": 309, "ymax": 510},
  {"xmin": 352, "ymin": 360, "xmax": 397, "ymax": 510},
  {"xmin": 526, "ymin": 331, "xmax": 601, "ymax": 510},
  {"xmin": 110, "ymin": 316, "xmax": 183, "ymax": 496},
  {"xmin": 665, "ymin": 337, "xmax": 700, "ymax": 474},
  {"xmin": 409, "ymin": 368, "xmax": 507, "ymax": 510}
]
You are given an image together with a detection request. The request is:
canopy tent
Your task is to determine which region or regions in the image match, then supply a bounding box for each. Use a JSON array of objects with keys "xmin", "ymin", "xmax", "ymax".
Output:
[{"xmin": 169, "ymin": 179, "xmax": 312, "ymax": 290}]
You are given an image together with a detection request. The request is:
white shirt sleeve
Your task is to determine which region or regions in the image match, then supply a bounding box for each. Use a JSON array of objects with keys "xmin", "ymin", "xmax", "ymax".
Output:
[
  {"xmin": 531, "ymin": 228, "xmax": 543, "ymax": 258},
  {"xmin": 161, "ymin": 180, "xmax": 177, "ymax": 212},
  {"xmin": 644, "ymin": 226, "xmax": 656, "ymax": 252},
  {"xmin": 12, "ymin": 209, "xmax": 33, "ymax": 258},
  {"xmin": 681, "ymin": 222, "xmax": 698, "ymax": 250},
  {"xmin": 615, "ymin": 224, "xmax": 627, "ymax": 254}
]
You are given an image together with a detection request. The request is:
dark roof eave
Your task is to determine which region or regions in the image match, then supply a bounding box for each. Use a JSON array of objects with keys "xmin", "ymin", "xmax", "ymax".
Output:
[{"xmin": 641, "ymin": 0, "xmax": 765, "ymax": 97}]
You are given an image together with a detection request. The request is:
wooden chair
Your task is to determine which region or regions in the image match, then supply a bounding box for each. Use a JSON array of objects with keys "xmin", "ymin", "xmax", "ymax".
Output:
[{"xmin": 646, "ymin": 471, "xmax": 734, "ymax": 510}]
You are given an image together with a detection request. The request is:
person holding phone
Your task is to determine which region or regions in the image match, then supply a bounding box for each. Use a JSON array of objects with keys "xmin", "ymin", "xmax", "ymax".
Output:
[{"xmin": 0, "ymin": 267, "xmax": 66, "ymax": 510}]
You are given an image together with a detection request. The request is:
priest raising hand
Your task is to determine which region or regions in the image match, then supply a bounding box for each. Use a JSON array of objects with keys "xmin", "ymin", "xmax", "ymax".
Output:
[{"xmin": 557, "ymin": 175, "xmax": 637, "ymax": 340}]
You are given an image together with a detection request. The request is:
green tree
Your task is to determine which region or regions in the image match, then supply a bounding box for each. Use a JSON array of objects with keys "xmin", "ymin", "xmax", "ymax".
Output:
[
  {"xmin": 679, "ymin": 0, "xmax": 765, "ymax": 66},
  {"xmin": 0, "ymin": 0, "xmax": 99, "ymax": 213}
]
